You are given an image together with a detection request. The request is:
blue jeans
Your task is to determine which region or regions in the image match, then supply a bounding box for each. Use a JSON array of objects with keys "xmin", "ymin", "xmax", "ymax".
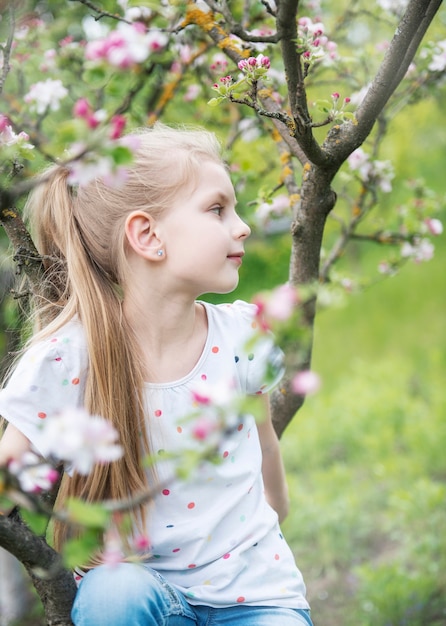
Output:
[{"xmin": 71, "ymin": 563, "xmax": 314, "ymax": 626}]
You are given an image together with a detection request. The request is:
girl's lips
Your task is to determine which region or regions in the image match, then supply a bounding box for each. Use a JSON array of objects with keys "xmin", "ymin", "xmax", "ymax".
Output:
[{"xmin": 227, "ymin": 253, "xmax": 244, "ymax": 265}]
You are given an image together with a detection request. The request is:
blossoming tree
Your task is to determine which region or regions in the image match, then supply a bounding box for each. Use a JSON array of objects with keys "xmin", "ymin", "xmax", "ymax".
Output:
[{"xmin": 0, "ymin": 0, "xmax": 445, "ymax": 623}]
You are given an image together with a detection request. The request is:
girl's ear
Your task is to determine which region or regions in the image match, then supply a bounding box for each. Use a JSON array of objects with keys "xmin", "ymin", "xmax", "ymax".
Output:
[{"xmin": 125, "ymin": 211, "xmax": 164, "ymax": 260}]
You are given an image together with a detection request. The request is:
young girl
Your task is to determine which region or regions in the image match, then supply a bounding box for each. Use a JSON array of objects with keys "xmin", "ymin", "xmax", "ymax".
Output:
[{"xmin": 0, "ymin": 125, "xmax": 313, "ymax": 626}]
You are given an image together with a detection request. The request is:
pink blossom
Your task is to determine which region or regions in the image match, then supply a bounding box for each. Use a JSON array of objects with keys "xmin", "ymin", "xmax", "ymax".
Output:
[
  {"xmin": 8, "ymin": 452, "xmax": 59, "ymax": 494},
  {"xmin": 264, "ymin": 283, "xmax": 299, "ymax": 321},
  {"xmin": 210, "ymin": 53, "xmax": 228, "ymax": 72},
  {"xmin": 191, "ymin": 390, "xmax": 212, "ymax": 406},
  {"xmin": 0, "ymin": 114, "xmax": 9, "ymax": 132},
  {"xmin": 190, "ymin": 380, "xmax": 236, "ymax": 409},
  {"xmin": 253, "ymin": 283, "xmax": 299, "ymax": 328},
  {"xmin": 331, "ymin": 92, "xmax": 340, "ymax": 100},
  {"xmin": 102, "ymin": 528, "xmax": 124, "ymax": 566},
  {"xmin": 291, "ymin": 370, "xmax": 321, "ymax": 396},
  {"xmin": 191, "ymin": 416, "xmax": 218, "ymax": 441},
  {"xmin": 184, "ymin": 84, "xmax": 201, "ymax": 102},
  {"xmin": 85, "ymin": 23, "xmax": 167, "ymax": 69},
  {"xmin": 133, "ymin": 534, "xmax": 151, "ymax": 552},
  {"xmin": 59, "ymin": 35, "xmax": 74, "ymax": 47},
  {"xmin": 0, "ymin": 119, "xmax": 34, "ymax": 150},
  {"xmin": 73, "ymin": 98, "xmax": 91, "ymax": 118},
  {"xmin": 110, "ymin": 115, "xmax": 126, "ymax": 139},
  {"xmin": 424, "ymin": 217, "xmax": 443, "ymax": 236}
]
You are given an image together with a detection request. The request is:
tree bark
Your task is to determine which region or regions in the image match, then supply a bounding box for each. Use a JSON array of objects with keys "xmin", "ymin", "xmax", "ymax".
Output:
[{"xmin": 0, "ymin": 510, "xmax": 76, "ymax": 626}]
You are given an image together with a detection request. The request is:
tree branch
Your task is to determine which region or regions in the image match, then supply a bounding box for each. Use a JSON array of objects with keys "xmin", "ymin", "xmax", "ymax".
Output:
[
  {"xmin": 0, "ymin": 3, "xmax": 15, "ymax": 95},
  {"xmin": 0, "ymin": 510, "xmax": 76, "ymax": 626},
  {"xmin": 325, "ymin": 0, "xmax": 443, "ymax": 164}
]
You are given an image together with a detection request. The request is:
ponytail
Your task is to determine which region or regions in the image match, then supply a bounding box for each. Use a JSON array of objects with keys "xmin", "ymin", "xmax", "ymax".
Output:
[{"xmin": 24, "ymin": 166, "xmax": 151, "ymax": 554}]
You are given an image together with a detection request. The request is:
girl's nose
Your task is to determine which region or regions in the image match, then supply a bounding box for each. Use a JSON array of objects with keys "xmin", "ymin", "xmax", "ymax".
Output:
[{"xmin": 235, "ymin": 215, "xmax": 251, "ymax": 240}]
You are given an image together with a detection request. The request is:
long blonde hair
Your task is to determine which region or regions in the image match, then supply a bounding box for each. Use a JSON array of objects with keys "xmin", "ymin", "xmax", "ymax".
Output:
[{"xmin": 22, "ymin": 124, "xmax": 223, "ymax": 551}]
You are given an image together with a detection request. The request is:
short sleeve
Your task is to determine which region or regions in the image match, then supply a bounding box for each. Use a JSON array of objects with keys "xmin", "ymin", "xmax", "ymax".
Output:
[
  {"xmin": 0, "ymin": 321, "xmax": 88, "ymax": 459},
  {"xmin": 230, "ymin": 300, "xmax": 285, "ymax": 396}
]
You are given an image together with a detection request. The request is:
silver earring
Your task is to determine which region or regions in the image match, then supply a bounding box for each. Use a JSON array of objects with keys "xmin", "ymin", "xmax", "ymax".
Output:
[{"xmin": 157, "ymin": 249, "xmax": 164, "ymax": 257}]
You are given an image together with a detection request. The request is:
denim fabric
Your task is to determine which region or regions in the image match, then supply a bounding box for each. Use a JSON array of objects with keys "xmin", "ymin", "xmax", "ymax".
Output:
[{"xmin": 71, "ymin": 563, "xmax": 314, "ymax": 626}]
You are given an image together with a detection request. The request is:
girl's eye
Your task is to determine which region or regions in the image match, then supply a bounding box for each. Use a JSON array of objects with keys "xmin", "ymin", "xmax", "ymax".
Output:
[{"xmin": 210, "ymin": 205, "xmax": 223, "ymax": 216}]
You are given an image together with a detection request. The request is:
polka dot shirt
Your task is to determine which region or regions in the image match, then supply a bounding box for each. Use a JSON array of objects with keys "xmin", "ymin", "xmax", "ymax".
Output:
[{"xmin": 0, "ymin": 300, "xmax": 308, "ymax": 610}]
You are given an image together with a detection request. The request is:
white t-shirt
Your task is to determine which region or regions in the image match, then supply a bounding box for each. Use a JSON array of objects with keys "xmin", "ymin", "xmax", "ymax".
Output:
[{"xmin": 0, "ymin": 300, "xmax": 309, "ymax": 609}]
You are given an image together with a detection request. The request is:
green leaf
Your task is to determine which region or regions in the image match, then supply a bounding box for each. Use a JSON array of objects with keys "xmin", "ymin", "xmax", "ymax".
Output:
[
  {"xmin": 62, "ymin": 528, "xmax": 101, "ymax": 569},
  {"xmin": 20, "ymin": 509, "xmax": 50, "ymax": 536},
  {"xmin": 82, "ymin": 65, "xmax": 108, "ymax": 87},
  {"xmin": 207, "ymin": 97, "xmax": 224, "ymax": 107},
  {"xmin": 65, "ymin": 498, "xmax": 110, "ymax": 529},
  {"xmin": 109, "ymin": 145, "xmax": 134, "ymax": 166}
]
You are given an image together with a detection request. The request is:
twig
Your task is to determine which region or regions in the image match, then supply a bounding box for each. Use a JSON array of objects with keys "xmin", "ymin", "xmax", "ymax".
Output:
[
  {"xmin": 68, "ymin": 0, "xmax": 131, "ymax": 24},
  {"xmin": 0, "ymin": 3, "xmax": 15, "ymax": 95}
]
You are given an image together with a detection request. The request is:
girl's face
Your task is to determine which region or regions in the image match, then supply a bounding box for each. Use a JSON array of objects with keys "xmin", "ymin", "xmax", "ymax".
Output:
[{"xmin": 158, "ymin": 160, "xmax": 251, "ymax": 297}]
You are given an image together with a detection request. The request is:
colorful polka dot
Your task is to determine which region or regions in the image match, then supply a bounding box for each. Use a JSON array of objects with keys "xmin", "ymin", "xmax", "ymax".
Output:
[
  {"xmin": 154, "ymin": 409, "xmax": 162, "ymax": 417},
  {"xmin": 211, "ymin": 346, "xmax": 219, "ymax": 354},
  {"xmin": 172, "ymin": 548, "xmax": 180, "ymax": 553},
  {"xmin": 62, "ymin": 379, "xmax": 69, "ymax": 386},
  {"xmin": 55, "ymin": 357, "xmax": 62, "ymax": 362},
  {"xmin": 223, "ymin": 553, "xmax": 230, "ymax": 559},
  {"xmin": 274, "ymin": 554, "xmax": 280, "ymax": 560},
  {"xmin": 188, "ymin": 564, "xmax": 196, "ymax": 569},
  {"xmin": 187, "ymin": 502, "xmax": 195, "ymax": 509},
  {"xmin": 177, "ymin": 426, "xmax": 183, "ymax": 434},
  {"xmin": 50, "ymin": 338, "xmax": 58, "ymax": 343},
  {"xmin": 201, "ymin": 374, "xmax": 207, "ymax": 380},
  {"xmin": 37, "ymin": 412, "xmax": 47, "ymax": 419},
  {"xmin": 223, "ymin": 451, "xmax": 229, "ymax": 458},
  {"xmin": 166, "ymin": 524, "xmax": 174, "ymax": 528},
  {"xmin": 162, "ymin": 489, "xmax": 170, "ymax": 496},
  {"xmin": 236, "ymin": 597, "xmax": 245, "ymax": 603},
  {"xmin": 237, "ymin": 423, "xmax": 244, "ymax": 431},
  {"xmin": 248, "ymin": 353, "xmax": 254, "ymax": 361},
  {"xmin": 234, "ymin": 356, "xmax": 239, "ymax": 363},
  {"xmin": 72, "ymin": 377, "xmax": 80, "ymax": 385}
]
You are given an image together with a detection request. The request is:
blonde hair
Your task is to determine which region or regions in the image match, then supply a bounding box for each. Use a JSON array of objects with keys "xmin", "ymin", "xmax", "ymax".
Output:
[{"xmin": 22, "ymin": 124, "xmax": 224, "ymax": 553}]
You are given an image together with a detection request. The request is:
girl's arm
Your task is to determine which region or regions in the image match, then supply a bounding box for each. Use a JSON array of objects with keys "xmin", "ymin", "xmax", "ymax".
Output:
[
  {"xmin": 0, "ymin": 423, "xmax": 32, "ymax": 466},
  {"xmin": 257, "ymin": 395, "xmax": 290, "ymax": 523}
]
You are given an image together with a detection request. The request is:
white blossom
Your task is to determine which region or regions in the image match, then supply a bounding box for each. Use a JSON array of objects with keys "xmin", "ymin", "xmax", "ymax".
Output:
[
  {"xmin": 8, "ymin": 452, "xmax": 59, "ymax": 494},
  {"xmin": 37, "ymin": 408, "xmax": 123, "ymax": 475},
  {"xmin": 24, "ymin": 79, "xmax": 68, "ymax": 114},
  {"xmin": 401, "ymin": 238, "xmax": 435, "ymax": 263}
]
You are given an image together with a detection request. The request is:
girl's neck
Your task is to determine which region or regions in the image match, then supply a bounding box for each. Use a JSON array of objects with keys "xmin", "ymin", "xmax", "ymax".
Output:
[{"xmin": 123, "ymin": 294, "xmax": 208, "ymax": 383}]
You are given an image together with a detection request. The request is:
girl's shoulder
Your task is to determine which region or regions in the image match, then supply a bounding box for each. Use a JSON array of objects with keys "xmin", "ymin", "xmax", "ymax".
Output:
[
  {"xmin": 22, "ymin": 318, "xmax": 88, "ymax": 369},
  {"xmin": 0, "ymin": 318, "xmax": 89, "ymax": 455},
  {"xmin": 201, "ymin": 299, "xmax": 258, "ymax": 333}
]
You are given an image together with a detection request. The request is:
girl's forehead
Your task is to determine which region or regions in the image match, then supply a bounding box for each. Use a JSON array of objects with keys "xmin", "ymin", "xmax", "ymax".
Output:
[{"xmin": 182, "ymin": 161, "xmax": 236, "ymax": 202}]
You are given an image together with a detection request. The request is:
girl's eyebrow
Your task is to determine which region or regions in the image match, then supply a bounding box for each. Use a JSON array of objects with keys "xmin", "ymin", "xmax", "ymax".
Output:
[{"xmin": 210, "ymin": 191, "xmax": 237, "ymax": 206}]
